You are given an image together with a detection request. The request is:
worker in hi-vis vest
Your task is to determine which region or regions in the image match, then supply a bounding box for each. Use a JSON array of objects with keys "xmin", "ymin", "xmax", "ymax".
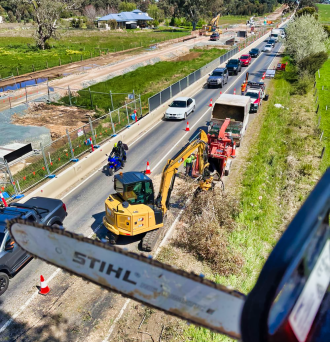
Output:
[{"xmin": 184, "ymin": 154, "xmax": 195, "ymax": 177}]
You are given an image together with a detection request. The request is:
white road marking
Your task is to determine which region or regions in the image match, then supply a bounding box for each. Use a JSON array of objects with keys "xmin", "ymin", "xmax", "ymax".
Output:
[{"xmin": 0, "ymin": 33, "xmax": 281, "ymax": 336}]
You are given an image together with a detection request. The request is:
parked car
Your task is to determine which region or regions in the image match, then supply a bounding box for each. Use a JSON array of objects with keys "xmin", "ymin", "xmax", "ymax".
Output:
[
  {"xmin": 249, "ymin": 48, "xmax": 260, "ymax": 58},
  {"xmin": 226, "ymin": 59, "xmax": 242, "ymax": 75},
  {"xmin": 207, "ymin": 67, "xmax": 229, "ymax": 88},
  {"xmin": 165, "ymin": 97, "xmax": 196, "ymax": 120},
  {"xmin": 0, "ymin": 197, "xmax": 67, "ymax": 296},
  {"xmin": 268, "ymin": 38, "xmax": 276, "ymax": 47},
  {"xmin": 239, "ymin": 54, "xmax": 252, "ymax": 67},
  {"xmin": 210, "ymin": 32, "xmax": 220, "ymax": 41},
  {"xmin": 263, "ymin": 44, "xmax": 273, "ymax": 52}
]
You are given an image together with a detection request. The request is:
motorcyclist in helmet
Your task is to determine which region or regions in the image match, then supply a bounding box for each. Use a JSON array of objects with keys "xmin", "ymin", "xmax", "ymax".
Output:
[{"xmin": 110, "ymin": 141, "xmax": 126, "ymax": 166}]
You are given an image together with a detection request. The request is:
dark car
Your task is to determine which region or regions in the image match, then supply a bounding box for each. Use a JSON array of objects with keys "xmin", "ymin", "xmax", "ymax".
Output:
[
  {"xmin": 0, "ymin": 197, "xmax": 67, "ymax": 295},
  {"xmin": 226, "ymin": 59, "xmax": 242, "ymax": 75},
  {"xmin": 210, "ymin": 32, "xmax": 220, "ymax": 41},
  {"xmin": 207, "ymin": 67, "xmax": 229, "ymax": 88},
  {"xmin": 249, "ymin": 48, "xmax": 260, "ymax": 58},
  {"xmin": 268, "ymin": 38, "xmax": 276, "ymax": 47}
]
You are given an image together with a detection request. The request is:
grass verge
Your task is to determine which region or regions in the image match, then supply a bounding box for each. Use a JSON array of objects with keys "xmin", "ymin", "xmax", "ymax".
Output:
[
  {"xmin": 315, "ymin": 58, "xmax": 330, "ymax": 172},
  {"xmin": 317, "ymin": 4, "xmax": 330, "ymax": 23},
  {"xmin": 0, "ymin": 30, "xmax": 189, "ymax": 79}
]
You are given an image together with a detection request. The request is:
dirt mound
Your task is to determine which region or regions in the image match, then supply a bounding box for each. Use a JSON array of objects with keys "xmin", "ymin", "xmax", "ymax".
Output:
[{"xmin": 11, "ymin": 103, "xmax": 95, "ymax": 140}]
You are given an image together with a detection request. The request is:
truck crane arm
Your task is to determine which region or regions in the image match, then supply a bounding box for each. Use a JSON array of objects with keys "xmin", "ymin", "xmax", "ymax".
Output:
[{"xmin": 155, "ymin": 130, "xmax": 208, "ymax": 214}]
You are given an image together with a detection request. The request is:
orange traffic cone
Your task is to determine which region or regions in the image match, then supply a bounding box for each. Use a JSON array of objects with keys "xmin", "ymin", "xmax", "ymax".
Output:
[
  {"xmin": 145, "ymin": 161, "xmax": 151, "ymax": 175},
  {"xmin": 232, "ymin": 142, "xmax": 236, "ymax": 158},
  {"xmin": 233, "ymin": 88, "xmax": 236, "ymax": 95},
  {"xmin": 262, "ymin": 72, "xmax": 266, "ymax": 80},
  {"xmin": 185, "ymin": 121, "xmax": 190, "ymax": 131},
  {"xmin": 39, "ymin": 275, "xmax": 50, "ymax": 295},
  {"xmin": 209, "ymin": 98, "xmax": 213, "ymax": 107},
  {"xmin": 0, "ymin": 192, "xmax": 8, "ymax": 207}
]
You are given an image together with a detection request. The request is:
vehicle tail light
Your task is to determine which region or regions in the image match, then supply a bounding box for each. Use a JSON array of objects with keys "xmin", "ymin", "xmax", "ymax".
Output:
[{"xmin": 62, "ymin": 203, "xmax": 67, "ymax": 212}]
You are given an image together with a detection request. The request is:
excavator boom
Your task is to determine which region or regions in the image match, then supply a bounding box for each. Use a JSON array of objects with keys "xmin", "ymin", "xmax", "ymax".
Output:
[{"xmin": 156, "ymin": 130, "xmax": 208, "ymax": 214}]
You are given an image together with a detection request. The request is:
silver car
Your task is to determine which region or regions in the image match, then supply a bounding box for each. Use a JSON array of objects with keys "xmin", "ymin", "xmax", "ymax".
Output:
[{"xmin": 207, "ymin": 68, "xmax": 229, "ymax": 88}]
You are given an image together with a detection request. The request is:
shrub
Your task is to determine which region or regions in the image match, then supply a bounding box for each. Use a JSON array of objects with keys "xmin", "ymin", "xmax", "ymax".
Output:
[
  {"xmin": 108, "ymin": 19, "xmax": 117, "ymax": 30},
  {"xmin": 152, "ymin": 20, "xmax": 159, "ymax": 27},
  {"xmin": 324, "ymin": 25, "xmax": 330, "ymax": 38},
  {"xmin": 290, "ymin": 73, "xmax": 312, "ymax": 95},
  {"xmin": 86, "ymin": 21, "xmax": 95, "ymax": 29},
  {"xmin": 298, "ymin": 51, "xmax": 328, "ymax": 76}
]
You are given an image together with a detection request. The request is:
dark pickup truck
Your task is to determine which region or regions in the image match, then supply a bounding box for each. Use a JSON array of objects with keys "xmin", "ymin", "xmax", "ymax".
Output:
[{"xmin": 0, "ymin": 197, "xmax": 67, "ymax": 295}]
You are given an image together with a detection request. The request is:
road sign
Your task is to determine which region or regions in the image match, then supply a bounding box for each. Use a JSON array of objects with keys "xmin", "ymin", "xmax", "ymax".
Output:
[{"xmin": 77, "ymin": 129, "xmax": 84, "ymax": 137}]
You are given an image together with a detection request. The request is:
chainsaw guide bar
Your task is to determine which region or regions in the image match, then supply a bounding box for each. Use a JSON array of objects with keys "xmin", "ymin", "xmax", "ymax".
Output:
[{"xmin": 7, "ymin": 219, "xmax": 245, "ymax": 339}]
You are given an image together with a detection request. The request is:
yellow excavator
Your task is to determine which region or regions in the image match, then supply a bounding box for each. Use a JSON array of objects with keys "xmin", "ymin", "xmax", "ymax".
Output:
[
  {"xmin": 201, "ymin": 14, "xmax": 223, "ymax": 36},
  {"xmin": 103, "ymin": 130, "xmax": 214, "ymax": 251}
]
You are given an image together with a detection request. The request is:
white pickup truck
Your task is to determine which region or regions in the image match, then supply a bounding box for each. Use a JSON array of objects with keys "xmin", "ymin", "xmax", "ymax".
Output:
[{"xmin": 209, "ymin": 94, "xmax": 250, "ymax": 146}]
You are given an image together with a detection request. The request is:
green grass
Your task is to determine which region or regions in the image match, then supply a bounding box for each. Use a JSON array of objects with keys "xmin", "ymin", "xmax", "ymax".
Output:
[
  {"xmin": 316, "ymin": 58, "xmax": 330, "ymax": 172},
  {"xmin": 183, "ymin": 59, "xmax": 321, "ymax": 341},
  {"xmin": 60, "ymin": 47, "xmax": 227, "ymax": 118},
  {"xmin": 0, "ymin": 30, "xmax": 189, "ymax": 79},
  {"xmin": 317, "ymin": 4, "xmax": 330, "ymax": 23}
]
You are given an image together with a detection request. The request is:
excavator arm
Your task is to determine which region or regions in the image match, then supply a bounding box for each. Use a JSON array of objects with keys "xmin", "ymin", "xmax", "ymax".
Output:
[{"xmin": 156, "ymin": 130, "xmax": 208, "ymax": 214}]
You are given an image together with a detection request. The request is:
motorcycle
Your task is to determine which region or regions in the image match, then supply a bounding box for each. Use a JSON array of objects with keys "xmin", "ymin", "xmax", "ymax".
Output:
[{"xmin": 106, "ymin": 153, "xmax": 126, "ymax": 176}]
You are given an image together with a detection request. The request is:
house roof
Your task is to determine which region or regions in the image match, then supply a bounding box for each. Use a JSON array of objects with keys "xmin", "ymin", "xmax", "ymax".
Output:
[{"xmin": 98, "ymin": 9, "xmax": 153, "ymax": 22}]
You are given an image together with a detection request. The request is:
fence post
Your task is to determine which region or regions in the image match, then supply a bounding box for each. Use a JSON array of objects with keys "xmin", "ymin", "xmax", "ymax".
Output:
[
  {"xmin": 126, "ymin": 104, "xmax": 130, "ymax": 126},
  {"xmin": 4, "ymin": 159, "xmax": 18, "ymax": 196},
  {"xmin": 109, "ymin": 91, "xmax": 114, "ymax": 111},
  {"xmin": 89, "ymin": 88, "xmax": 93, "ymax": 108},
  {"xmin": 25, "ymin": 85, "xmax": 28, "ymax": 103},
  {"xmin": 66, "ymin": 129, "xmax": 78, "ymax": 162},
  {"xmin": 109, "ymin": 110, "xmax": 116, "ymax": 135},
  {"xmin": 89, "ymin": 117, "xmax": 97, "ymax": 145},
  {"xmin": 16, "ymin": 67, "xmax": 19, "ymax": 76},
  {"xmin": 118, "ymin": 109, "xmax": 120, "ymax": 124},
  {"xmin": 68, "ymin": 86, "xmax": 72, "ymax": 106},
  {"xmin": 47, "ymin": 80, "xmax": 50, "ymax": 101},
  {"xmin": 9, "ymin": 96, "xmax": 12, "ymax": 109},
  {"xmin": 133, "ymin": 90, "xmax": 137, "ymax": 110},
  {"xmin": 40, "ymin": 142, "xmax": 51, "ymax": 177},
  {"xmin": 139, "ymin": 95, "xmax": 143, "ymax": 118}
]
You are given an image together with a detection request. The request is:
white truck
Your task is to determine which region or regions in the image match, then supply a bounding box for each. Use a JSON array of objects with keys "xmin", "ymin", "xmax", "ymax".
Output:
[
  {"xmin": 270, "ymin": 29, "xmax": 281, "ymax": 42},
  {"xmin": 208, "ymin": 94, "xmax": 250, "ymax": 146}
]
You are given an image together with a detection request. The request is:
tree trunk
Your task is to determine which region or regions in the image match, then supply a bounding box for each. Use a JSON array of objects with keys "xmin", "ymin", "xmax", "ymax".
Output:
[{"xmin": 192, "ymin": 21, "xmax": 197, "ymax": 31}]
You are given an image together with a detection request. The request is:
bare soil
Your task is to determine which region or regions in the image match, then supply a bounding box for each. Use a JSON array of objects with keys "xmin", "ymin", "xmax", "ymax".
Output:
[{"xmin": 11, "ymin": 103, "xmax": 95, "ymax": 140}]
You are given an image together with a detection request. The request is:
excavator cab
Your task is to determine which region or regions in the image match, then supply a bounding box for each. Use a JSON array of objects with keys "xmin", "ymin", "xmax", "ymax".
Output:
[{"xmin": 114, "ymin": 172, "xmax": 155, "ymax": 206}]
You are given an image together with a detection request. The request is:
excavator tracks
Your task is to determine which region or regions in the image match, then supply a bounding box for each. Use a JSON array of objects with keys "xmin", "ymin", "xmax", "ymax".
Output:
[{"xmin": 141, "ymin": 228, "xmax": 161, "ymax": 251}]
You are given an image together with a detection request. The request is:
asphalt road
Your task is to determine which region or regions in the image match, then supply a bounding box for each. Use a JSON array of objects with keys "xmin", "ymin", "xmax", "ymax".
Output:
[{"xmin": 0, "ymin": 37, "xmax": 282, "ymax": 331}]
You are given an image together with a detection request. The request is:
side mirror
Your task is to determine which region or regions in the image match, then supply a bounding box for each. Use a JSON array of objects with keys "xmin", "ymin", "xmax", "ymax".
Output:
[{"xmin": 5, "ymin": 239, "xmax": 15, "ymax": 251}]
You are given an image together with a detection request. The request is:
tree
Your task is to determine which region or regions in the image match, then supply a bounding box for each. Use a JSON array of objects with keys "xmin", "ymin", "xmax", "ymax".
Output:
[
  {"xmin": 108, "ymin": 18, "xmax": 117, "ymax": 29},
  {"xmin": 118, "ymin": 1, "xmax": 136, "ymax": 12},
  {"xmin": 83, "ymin": 4, "xmax": 97, "ymax": 20},
  {"xmin": 296, "ymin": 6, "xmax": 318, "ymax": 19},
  {"xmin": 285, "ymin": 14, "xmax": 328, "ymax": 63},
  {"xmin": 148, "ymin": 4, "xmax": 164, "ymax": 22},
  {"xmin": 24, "ymin": 0, "xmax": 83, "ymax": 50},
  {"xmin": 298, "ymin": 51, "xmax": 328, "ymax": 75}
]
